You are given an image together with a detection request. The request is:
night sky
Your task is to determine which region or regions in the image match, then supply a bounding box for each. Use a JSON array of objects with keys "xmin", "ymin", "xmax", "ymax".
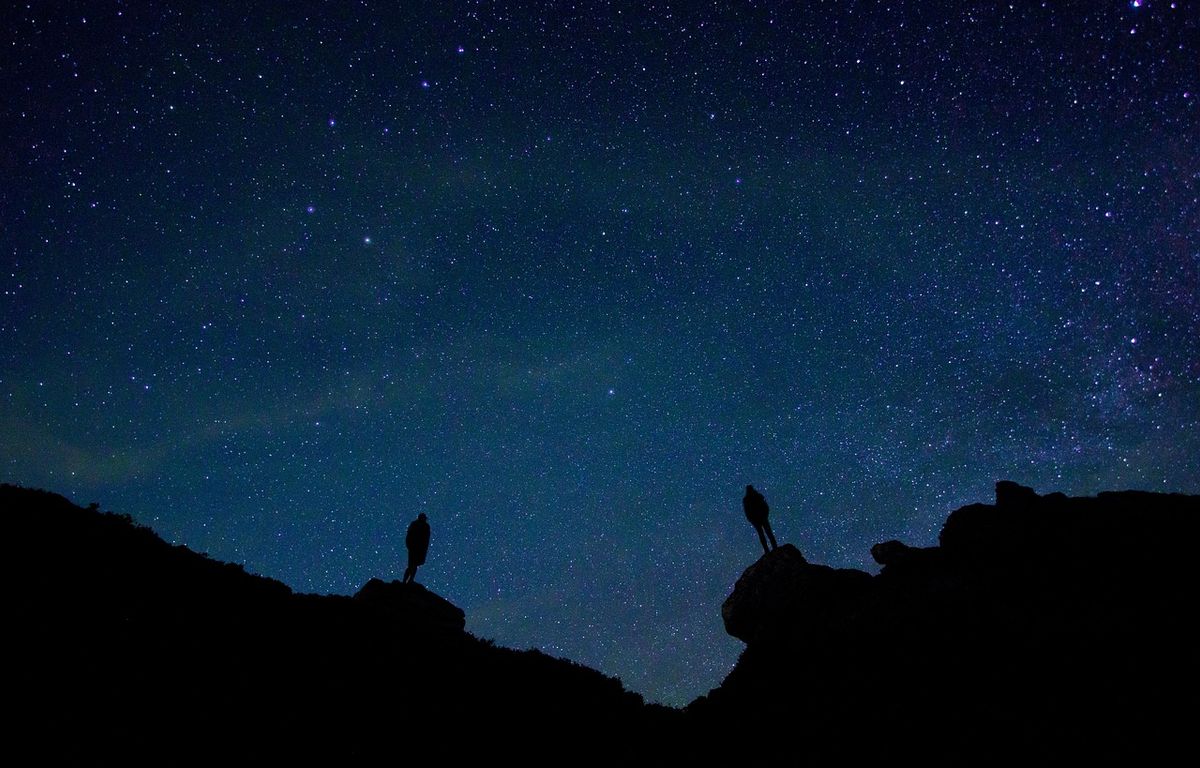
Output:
[{"xmin": 3, "ymin": 1, "xmax": 1198, "ymax": 706}]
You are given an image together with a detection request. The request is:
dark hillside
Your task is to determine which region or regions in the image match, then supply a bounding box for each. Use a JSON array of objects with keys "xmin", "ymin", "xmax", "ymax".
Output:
[
  {"xmin": 2, "ymin": 484, "xmax": 671, "ymax": 762},
  {"xmin": 7, "ymin": 481, "xmax": 1198, "ymax": 763},
  {"xmin": 691, "ymin": 482, "xmax": 1200, "ymax": 763}
]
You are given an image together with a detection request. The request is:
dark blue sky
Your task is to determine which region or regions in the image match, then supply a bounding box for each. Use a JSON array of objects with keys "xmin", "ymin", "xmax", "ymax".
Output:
[{"xmin": 3, "ymin": 1, "xmax": 1197, "ymax": 706}]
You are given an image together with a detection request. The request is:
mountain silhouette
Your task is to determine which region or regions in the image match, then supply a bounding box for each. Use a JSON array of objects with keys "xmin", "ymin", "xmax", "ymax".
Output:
[
  {"xmin": 692, "ymin": 481, "xmax": 1200, "ymax": 762},
  {"xmin": 5, "ymin": 480, "xmax": 1198, "ymax": 761},
  {"xmin": 2, "ymin": 484, "xmax": 672, "ymax": 762}
]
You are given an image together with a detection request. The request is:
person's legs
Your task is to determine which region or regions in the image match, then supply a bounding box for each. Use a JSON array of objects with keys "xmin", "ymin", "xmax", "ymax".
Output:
[
  {"xmin": 763, "ymin": 519, "xmax": 777, "ymax": 550},
  {"xmin": 755, "ymin": 524, "xmax": 770, "ymax": 555},
  {"xmin": 403, "ymin": 559, "xmax": 416, "ymax": 583}
]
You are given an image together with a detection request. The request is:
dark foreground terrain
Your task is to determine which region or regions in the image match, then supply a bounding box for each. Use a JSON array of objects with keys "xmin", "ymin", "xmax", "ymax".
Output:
[
  {"xmin": 697, "ymin": 481, "xmax": 1199, "ymax": 763},
  {"xmin": 5, "ymin": 481, "xmax": 1197, "ymax": 762},
  {"xmin": 3, "ymin": 484, "xmax": 670, "ymax": 762}
]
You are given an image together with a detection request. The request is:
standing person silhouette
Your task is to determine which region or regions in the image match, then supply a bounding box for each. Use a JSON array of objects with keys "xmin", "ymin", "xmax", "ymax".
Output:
[
  {"xmin": 403, "ymin": 512, "xmax": 431, "ymax": 584},
  {"xmin": 743, "ymin": 485, "xmax": 777, "ymax": 555}
]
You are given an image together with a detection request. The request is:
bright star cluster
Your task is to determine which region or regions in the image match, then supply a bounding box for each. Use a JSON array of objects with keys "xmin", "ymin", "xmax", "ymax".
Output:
[{"xmin": 2, "ymin": 2, "xmax": 1197, "ymax": 706}]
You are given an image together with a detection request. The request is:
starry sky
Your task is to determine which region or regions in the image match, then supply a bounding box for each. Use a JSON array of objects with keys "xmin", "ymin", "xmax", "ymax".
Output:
[{"xmin": 2, "ymin": 1, "xmax": 1198, "ymax": 706}]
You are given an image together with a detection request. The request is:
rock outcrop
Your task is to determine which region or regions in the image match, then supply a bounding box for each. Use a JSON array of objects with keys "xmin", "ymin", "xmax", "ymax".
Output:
[
  {"xmin": 721, "ymin": 544, "xmax": 872, "ymax": 645},
  {"xmin": 353, "ymin": 577, "xmax": 467, "ymax": 633},
  {"xmin": 698, "ymin": 481, "xmax": 1200, "ymax": 763}
]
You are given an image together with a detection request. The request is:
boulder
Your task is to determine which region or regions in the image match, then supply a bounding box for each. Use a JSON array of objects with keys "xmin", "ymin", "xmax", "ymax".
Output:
[
  {"xmin": 353, "ymin": 577, "xmax": 466, "ymax": 633},
  {"xmin": 721, "ymin": 544, "xmax": 872, "ymax": 645},
  {"xmin": 870, "ymin": 539, "xmax": 912, "ymax": 566},
  {"xmin": 995, "ymin": 480, "xmax": 1039, "ymax": 509}
]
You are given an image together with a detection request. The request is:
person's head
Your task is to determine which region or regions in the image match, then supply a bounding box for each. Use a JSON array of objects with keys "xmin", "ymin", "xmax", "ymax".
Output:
[
  {"xmin": 418, "ymin": 513, "xmax": 427, "ymax": 521},
  {"xmin": 746, "ymin": 484, "xmax": 755, "ymax": 493}
]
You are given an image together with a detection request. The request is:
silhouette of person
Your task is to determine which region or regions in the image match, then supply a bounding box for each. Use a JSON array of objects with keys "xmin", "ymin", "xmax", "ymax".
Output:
[
  {"xmin": 403, "ymin": 512, "xmax": 431, "ymax": 584},
  {"xmin": 743, "ymin": 485, "xmax": 777, "ymax": 555}
]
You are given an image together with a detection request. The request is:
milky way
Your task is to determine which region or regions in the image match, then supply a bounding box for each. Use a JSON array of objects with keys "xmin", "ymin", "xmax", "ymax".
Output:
[{"xmin": 3, "ymin": 1, "xmax": 1197, "ymax": 705}]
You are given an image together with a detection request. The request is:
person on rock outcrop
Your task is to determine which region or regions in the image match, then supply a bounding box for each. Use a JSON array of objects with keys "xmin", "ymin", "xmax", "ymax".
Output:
[
  {"xmin": 743, "ymin": 484, "xmax": 777, "ymax": 555},
  {"xmin": 403, "ymin": 512, "xmax": 431, "ymax": 584}
]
